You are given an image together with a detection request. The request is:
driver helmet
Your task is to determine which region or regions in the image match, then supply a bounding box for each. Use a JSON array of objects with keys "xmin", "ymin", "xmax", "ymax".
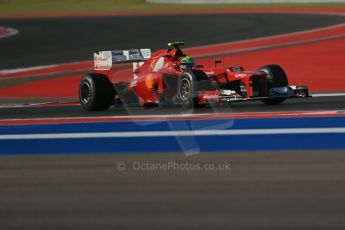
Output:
[{"xmin": 179, "ymin": 56, "xmax": 195, "ymax": 71}]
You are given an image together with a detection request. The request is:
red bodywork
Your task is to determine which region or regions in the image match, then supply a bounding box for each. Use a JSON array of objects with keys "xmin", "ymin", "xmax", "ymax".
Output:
[{"xmin": 95, "ymin": 48, "xmax": 269, "ymax": 106}]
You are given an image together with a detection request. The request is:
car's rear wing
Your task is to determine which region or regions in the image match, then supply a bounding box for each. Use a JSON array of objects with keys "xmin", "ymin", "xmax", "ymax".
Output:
[{"xmin": 94, "ymin": 49, "xmax": 151, "ymax": 70}]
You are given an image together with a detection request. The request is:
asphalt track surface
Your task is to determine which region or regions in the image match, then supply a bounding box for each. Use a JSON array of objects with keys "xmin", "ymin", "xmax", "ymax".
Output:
[
  {"xmin": 1, "ymin": 151, "xmax": 345, "ymax": 230},
  {"xmin": 0, "ymin": 13, "xmax": 345, "ymax": 69},
  {"xmin": 1, "ymin": 12, "xmax": 345, "ymax": 230},
  {"xmin": 0, "ymin": 96, "xmax": 344, "ymax": 119}
]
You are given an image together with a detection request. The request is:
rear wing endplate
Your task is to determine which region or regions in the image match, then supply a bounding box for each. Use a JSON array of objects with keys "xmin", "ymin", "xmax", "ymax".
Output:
[{"xmin": 94, "ymin": 49, "xmax": 151, "ymax": 70}]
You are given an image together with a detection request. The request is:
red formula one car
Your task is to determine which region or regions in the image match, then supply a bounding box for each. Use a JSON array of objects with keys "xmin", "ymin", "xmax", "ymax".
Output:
[{"xmin": 79, "ymin": 42, "xmax": 309, "ymax": 111}]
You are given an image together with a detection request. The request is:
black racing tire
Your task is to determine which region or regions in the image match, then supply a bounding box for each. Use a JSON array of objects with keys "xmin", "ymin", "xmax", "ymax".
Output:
[
  {"xmin": 79, "ymin": 73, "xmax": 115, "ymax": 111},
  {"xmin": 177, "ymin": 70, "xmax": 214, "ymax": 108},
  {"xmin": 259, "ymin": 64, "xmax": 289, "ymax": 105}
]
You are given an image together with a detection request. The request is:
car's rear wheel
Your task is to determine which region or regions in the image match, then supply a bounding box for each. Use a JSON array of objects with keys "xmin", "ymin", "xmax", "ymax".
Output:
[
  {"xmin": 79, "ymin": 74, "xmax": 115, "ymax": 111},
  {"xmin": 259, "ymin": 64, "xmax": 289, "ymax": 105},
  {"xmin": 177, "ymin": 70, "xmax": 214, "ymax": 108}
]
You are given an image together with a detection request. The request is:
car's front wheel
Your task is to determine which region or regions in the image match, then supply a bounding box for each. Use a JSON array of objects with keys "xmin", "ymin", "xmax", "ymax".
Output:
[{"xmin": 259, "ymin": 64, "xmax": 289, "ymax": 105}]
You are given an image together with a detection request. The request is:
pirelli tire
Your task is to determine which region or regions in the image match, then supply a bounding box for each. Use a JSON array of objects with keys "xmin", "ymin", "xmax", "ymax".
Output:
[
  {"xmin": 177, "ymin": 70, "xmax": 214, "ymax": 108},
  {"xmin": 79, "ymin": 74, "xmax": 115, "ymax": 111},
  {"xmin": 260, "ymin": 64, "xmax": 289, "ymax": 105}
]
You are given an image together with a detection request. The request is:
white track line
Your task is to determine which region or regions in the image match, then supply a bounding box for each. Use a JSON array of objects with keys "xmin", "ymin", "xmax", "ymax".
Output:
[
  {"xmin": 312, "ymin": 93, "xmax": 345, "ymax": 97},
  {"xmin": 0, "ymin": 127, "xmax": 344, "ymax": 140},
  {"xmin": 0, "ymin": 65, "xmax": 58, "ymax": 74},
  {"xmin": 0, "ymin": 60, "xmax": 91, "ymax": 74}
]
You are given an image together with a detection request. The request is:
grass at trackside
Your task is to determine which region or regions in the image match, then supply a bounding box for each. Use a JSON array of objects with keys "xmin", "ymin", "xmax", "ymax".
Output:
[{"xmin": 0, "ymin": 0, "xmax": 344, "ymax": 17}]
